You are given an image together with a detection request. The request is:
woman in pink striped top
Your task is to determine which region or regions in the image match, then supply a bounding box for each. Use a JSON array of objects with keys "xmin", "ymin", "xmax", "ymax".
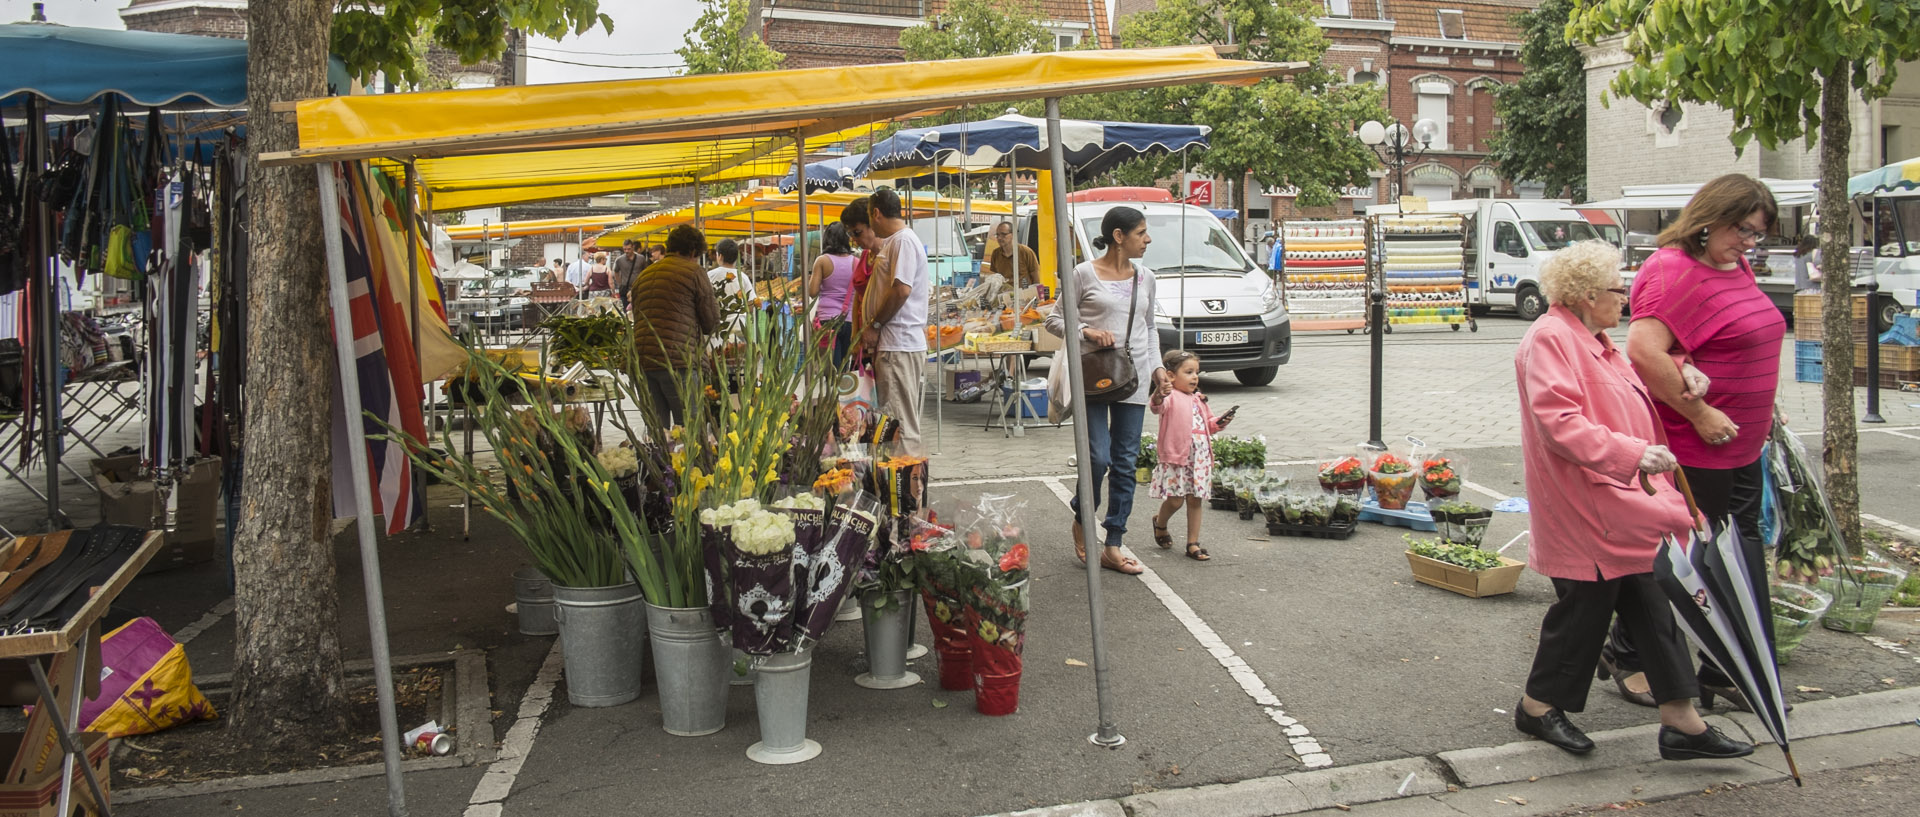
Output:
[{"xmin": 1604, "ymin": 174, "xmax": 1787, "ymax": 713}]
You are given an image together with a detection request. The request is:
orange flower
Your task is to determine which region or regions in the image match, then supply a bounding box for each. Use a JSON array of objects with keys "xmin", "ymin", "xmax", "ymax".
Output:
[{"xmin": 998, "ymin": 543, "xmax": 1029, "ymax": 573}]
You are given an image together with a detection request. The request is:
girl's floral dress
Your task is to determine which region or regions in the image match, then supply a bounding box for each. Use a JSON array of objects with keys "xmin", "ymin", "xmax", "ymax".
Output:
[{"xmin": 1148, "ymin": 398, "xmax": 1213, "ymax": 499}]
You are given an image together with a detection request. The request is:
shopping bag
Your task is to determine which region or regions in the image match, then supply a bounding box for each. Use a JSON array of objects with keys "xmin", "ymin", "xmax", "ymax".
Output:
[{"xmin": 81, "ymin": 617, "xmax": 217, "ymax": 737}]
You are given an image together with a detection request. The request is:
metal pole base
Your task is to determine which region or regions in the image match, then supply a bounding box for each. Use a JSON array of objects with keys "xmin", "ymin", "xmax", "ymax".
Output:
[
  {"xmin": 1088, "ymin": 731, "xmax": 1128, "ymax": 748},
  {"xmin": 1864, "ymin": 412, "xmax": 1886, "ymax": 424}
]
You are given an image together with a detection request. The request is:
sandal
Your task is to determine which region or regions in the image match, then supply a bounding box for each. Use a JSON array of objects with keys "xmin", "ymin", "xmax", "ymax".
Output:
[
  {"xmin": 1185, "ymin": 543, "xmax": 1211, "ymax": 561},
  {"xmin": 1072, "ymin": 519, "xmax": 1087, "ymax": 564},
  {"xmin": 1099, "ymin": 548, "xmax": 1145, "ymax": 575},
  {"xmin": 1152, "ymin": 517, "xmax": 1174, "ymax": 550}
]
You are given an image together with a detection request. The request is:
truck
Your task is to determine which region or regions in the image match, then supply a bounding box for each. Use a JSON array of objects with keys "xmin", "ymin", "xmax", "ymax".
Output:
[
  {"xmin": 1366, "ymin": 199, "xmax": 1604, "ymax": 321},
  {"xmin": 1862, "ymin": 182, "xmax": 1920, "ymax": 328},
  {"xmin": 1018, "ymin": 188, "xmax": 1292, "ymax": 386}
]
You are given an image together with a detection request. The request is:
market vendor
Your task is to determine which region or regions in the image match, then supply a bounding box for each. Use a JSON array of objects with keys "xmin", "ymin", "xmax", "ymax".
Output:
[
  {"xmin": 985, "ymin": 220, "xmax": 1039, "ymax": 283},
  {"xmin": 630, "ymin": 225, "xmax": 722, "ymax": 427}
]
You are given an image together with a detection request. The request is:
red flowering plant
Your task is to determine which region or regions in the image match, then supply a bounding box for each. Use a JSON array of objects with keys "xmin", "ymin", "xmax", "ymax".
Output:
[
  {"xmin": 1419, "ymin": 457, "xmax": 1462, "ymax": 500},
  {"xmin": 1367, "ymin": 453, "xmax": 1418, "ymax": 510},
  {"xmin": 951, "ymin": 493, "xmax": 1032, "ymax": 715},
  {"xmin": 1318, "ymin": 455, "xmax": 1367, "ymax": 494}
]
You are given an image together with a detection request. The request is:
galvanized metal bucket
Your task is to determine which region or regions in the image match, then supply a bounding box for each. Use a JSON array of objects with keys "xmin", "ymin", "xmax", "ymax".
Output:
[
  {"xmin": 645, "ymin": 602, "xmax": 731, "ymax": 736},
  {"xmin": 512, "ymin": 567, "xmax": 558, "ymax": 636},
  {"xmin": 552, "ymin": 582, "xmax": 647, "ymax": 707},
  {"xmin": 854, "ymin": 591, "xmax": 922, "ymax": 690},
  {"xmin": 746, "ymin": 649, "xmax": 821, "ymax": 765}
]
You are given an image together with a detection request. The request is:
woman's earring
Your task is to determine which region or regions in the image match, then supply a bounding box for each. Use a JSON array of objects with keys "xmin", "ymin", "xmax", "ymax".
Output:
[{"xmin": 1698, "ymin": 228, "xmax": 1710, "ymax": 245}]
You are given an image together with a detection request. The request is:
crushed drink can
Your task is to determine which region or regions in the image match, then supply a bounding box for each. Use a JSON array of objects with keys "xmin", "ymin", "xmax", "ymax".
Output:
[{"xmin": 413, "ymin": 730, "xmax": 453, "ymax": 756}]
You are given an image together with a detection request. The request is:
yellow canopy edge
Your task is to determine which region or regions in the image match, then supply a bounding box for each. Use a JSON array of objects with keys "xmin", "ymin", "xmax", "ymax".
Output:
[{"xmin": 277, "ymin": 47, "xmax": 1298, "ymax": 165}]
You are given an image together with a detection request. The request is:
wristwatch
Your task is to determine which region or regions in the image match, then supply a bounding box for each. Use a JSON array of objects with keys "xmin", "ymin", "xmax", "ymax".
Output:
[{"xmin": 868, "ymin": 320, "xmax": 884, "ymax": 331}]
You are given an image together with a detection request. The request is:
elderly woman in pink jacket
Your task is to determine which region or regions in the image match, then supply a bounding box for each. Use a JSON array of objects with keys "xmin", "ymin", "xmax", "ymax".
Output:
[{"xmin": 1511, "ymin": 240, "xmax": 1752, "ymax": 763}]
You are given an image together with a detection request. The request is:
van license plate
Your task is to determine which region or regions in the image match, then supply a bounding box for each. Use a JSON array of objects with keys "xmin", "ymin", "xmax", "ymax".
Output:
[{"xmin": 1195, "ymin": 330, "xmax": 1248, "ymax": 345}]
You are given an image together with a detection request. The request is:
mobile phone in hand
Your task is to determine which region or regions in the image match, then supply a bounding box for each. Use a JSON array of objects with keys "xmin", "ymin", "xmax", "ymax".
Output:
[{"xmin": 1220, "ymin": 405, "xmax": 1239, "ymax": 422}]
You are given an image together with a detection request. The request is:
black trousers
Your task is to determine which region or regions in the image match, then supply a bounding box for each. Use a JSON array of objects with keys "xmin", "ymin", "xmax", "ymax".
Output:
[
  {"xmin": 1607, "ymin": 457, "xmax": 1767, "ymax": 686},
  {"xmin": 1527, "ymin": 572, "xmax": 1701, "ymax": 713}
]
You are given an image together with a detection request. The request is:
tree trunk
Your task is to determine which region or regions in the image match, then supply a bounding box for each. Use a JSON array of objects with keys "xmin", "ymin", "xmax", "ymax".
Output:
[
  {"xmin": 228, "ymin": 0, "xmax": 349, "ymax": 750},
  {"xmin": 1816, "ymin": 66, "xmax": 1862, "ymax": 549}
]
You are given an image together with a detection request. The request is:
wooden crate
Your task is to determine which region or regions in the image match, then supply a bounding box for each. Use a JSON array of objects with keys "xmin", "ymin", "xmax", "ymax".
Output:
[
  {"xmin": 1793, "ymin": 293, "xmax": 1869, "ymax": 342},
  {"xmin": 1405, "ymin": 551, "xmax": 1526, "ymax": 598},
  {"xmin": 0, "ymin": 732, "xmax": 109, "ymax": 817}
]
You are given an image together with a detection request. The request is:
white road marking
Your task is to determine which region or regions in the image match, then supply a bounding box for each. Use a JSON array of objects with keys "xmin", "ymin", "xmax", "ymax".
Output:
[
  {"xmin": 1863, "ymin": 513, "xmax": 1920, "ymax": 541},
  {"xmin": 1462, "ymin": 480, "xmax": 1511, "ymax": 503},
  {"xmin": 1877, "ymin": 429, "xmax": 1920, "ymax": 441},
  {"xmin": 173, "ymin": 597, "xmax": 234, "ymax": 646},
  {"xmin": 1042, "ymin": 477, "xmax": 1332, "ymax": 768},
  {"xmin": 1860, "ymin": 635, "xmax": 1920, "ymax": 669},
  {"xmin": 465, "ymin": 640, "xmax": 565, "ymax": 815},
  {"xmin": 932, "ymin": 473, "xmax": 1070, "ymax": 488}
]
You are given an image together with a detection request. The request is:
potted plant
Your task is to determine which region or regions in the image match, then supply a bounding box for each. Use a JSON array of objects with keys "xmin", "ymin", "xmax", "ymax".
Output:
[
  {"xmin": 1419, "ymin": 455, "xmax": 1462, "ymax": 501},
  {"xmin": 1368, "ymin": 453, "xmax": 1418, "ymax": 510},
  {"xmin": 1815, "ymin": 550, "xmax": 1909, "ymax": 633},
  {"xmin": 1770, "ymin": 581, "xmax": 1831, "ymax": 665},
  {"xmin": 1404, "ymin": 535, "xmax": 1526, "ymax": 598},
  {"xmin": 1427, "ymin": 500, "xmax": 1493, "ymax": 546},
  {"xmin": 1136, "ymin": 433, "xmax": 1157, "ymax": 484},
  {"xmin": 1317, "ymin": 455, "xmax": 1366, "ymax": 497}
]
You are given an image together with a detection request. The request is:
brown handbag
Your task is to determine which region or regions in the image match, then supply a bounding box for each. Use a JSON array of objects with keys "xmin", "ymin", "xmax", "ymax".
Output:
[{"xmin": 1081, "ymin": 267, "xmax": 1140, "ymax": 404}]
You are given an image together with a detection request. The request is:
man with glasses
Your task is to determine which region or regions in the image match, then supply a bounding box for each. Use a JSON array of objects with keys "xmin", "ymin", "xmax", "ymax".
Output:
[{"xmin": 985, "ymin": 220, "xmax": 1040, "ymax": 286}]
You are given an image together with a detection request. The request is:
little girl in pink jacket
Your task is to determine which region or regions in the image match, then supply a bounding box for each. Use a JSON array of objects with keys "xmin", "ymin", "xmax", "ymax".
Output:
[{"xmin": 1148, "ymin": 350, "xmax": 1233, "ymax": 561}]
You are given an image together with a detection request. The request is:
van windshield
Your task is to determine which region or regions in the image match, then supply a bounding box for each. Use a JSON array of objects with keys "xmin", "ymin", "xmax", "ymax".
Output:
[
  {"xmin": 910, "ymin": 216, "xmax": 970, "ymax": 258},
  {"xmin": 1521, "ymin": 220, "xmax": 1599, "ymax": 251},
  {"xmin": 1079, "ymin": 211, "xmax": 1250, "ymax": 275}
]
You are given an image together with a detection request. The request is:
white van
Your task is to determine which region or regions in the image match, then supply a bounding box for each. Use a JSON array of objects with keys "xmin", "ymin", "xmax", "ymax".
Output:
[
  {"xmin": 1020, "ymin": 188, "xmax": 1292, "ymax": 386},
  {"xmin": 1365, "ymin": 199, "xmax": 1602, "ymax": 320}
]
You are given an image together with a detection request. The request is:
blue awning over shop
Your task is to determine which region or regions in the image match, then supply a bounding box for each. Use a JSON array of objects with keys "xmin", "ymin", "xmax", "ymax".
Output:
[{"xmin": 1, "ymin": 23, "xmax": 247, "ymax": 110}]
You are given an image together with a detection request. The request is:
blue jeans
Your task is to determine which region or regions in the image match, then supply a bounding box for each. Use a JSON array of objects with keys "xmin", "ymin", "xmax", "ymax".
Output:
[{"xmin": 1069, "ymin": 401, "xmax": 1145, "ymax": 547}]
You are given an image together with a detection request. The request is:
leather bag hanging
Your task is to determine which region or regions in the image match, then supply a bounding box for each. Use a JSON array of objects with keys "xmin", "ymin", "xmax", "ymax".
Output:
[{"xmin": 1080, "ymin": 264, "xmax": 1140, "ymax": 404}]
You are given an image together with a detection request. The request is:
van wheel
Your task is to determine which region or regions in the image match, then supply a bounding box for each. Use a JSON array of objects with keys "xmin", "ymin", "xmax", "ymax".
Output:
[
  {"xmin": 1516, "ymin": 285, "xmax": 1548, "ymax": 321},
  {"xmin": 1235, "ymin": 366, "xmax": 1278, "ymax": 387},
  {"xmin": 1874, "ymin": 295, "xmax": 1903, "ymax": 334}
]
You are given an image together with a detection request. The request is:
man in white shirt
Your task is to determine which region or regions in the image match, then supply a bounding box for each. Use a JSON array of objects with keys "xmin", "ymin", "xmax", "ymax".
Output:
[
  {"xmin": 564, "ymin": 252, "xmax": 591, "ymax": 295},
  {"xmin": 852, "ymin": 189, "xmax": 929, "ymax": 456},
  {"xmin": 706, "ymin": 239, "xmax": 753, "ymax": 302}
]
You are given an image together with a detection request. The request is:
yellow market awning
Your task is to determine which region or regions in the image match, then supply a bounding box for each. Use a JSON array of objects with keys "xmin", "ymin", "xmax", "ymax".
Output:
[
  {"xmin": 269, "ymin": 47, "xmax": 1299, "ymax": 166},
  {"xmin": 600, "ymin": 188, "xmax": 1017, "ymax": 243},
  {"xmin": 442, "ymin": 215, "xmax": 629, "ymax": 240}
]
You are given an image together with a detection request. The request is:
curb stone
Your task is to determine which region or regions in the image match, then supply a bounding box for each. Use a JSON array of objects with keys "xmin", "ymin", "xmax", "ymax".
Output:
[{"xmin": 976, "ymin": 685, "xmax": 1920, "ymax": 817}]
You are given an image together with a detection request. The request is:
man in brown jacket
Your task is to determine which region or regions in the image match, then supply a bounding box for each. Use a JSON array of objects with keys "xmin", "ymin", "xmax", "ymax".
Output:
[{"xmin": 631, "ymin": 225, "xmax": 720, "ymax": 427}]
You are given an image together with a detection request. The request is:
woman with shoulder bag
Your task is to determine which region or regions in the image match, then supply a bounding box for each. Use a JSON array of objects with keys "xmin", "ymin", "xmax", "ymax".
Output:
[{"xmin": 1045, "ymin": 206, "xmax": 1169, "ymax": 575}]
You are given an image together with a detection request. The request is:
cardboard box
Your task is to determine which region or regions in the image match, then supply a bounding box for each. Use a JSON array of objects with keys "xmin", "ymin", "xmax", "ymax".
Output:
[
  {"xmin": 942, "ymin": 369, "xmax": 985, "ymax": 399},
  {"xmin": 91, "ymin": 456, "xmax": 222, "ymax": 574},
  {"xmin": 0, "ymin": 731, "xmax": 109, "ymax": 817},
  {"xmin": 1405, "ymin": 551, "xmax": 1525, "ymax": 598},
  {"xmin": 1033, "ymin": 329, "xmax": 1062, "ymax": 354}
]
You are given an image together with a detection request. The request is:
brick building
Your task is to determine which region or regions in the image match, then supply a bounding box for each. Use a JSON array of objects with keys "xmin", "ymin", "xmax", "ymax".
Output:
[
  {"xmin": 762, "ymin": 0, "xmax": 1113, "ymax": 69},
  {"xmin": 119, "ymin": 0, "xmax": 526, "ymax": 89}
]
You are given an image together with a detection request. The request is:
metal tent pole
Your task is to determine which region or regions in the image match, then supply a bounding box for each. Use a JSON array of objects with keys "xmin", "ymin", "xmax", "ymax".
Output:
[
  {"xmin": 315, "ymin": 164, "xmax": 410, "ymax": 817},
  {"xmin": 403, "ymin": 162, "xmax": 428, "ymax": 531},
  {"xmin": 1047, "ymin": 98, "xmax": 1123, "ymax": 749},
  {"xmin": 1006, "ymin": 153, "xmax": 1025, "ymax": 437},
  {"xmin": 795, "ymin": 130, "xmax": 810, "ymax": 343},
  {"xmin": 30, "ymin": 97, "xmax": 65, "ymax": 529}
]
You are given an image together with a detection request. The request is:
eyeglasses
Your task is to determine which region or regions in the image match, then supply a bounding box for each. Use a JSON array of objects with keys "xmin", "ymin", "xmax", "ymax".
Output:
[{"xmin": 1734, "ymin": 225, "xmax": 1768, "ymax": 242}]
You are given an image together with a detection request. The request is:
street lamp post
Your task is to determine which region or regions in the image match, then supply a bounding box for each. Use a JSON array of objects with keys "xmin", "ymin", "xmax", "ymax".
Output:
[{"xmin": 1353, "ymin": 119, "xmax": 1436, "ymax": 449}]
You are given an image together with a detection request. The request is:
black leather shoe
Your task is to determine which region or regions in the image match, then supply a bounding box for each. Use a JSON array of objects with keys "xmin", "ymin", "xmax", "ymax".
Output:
[
  {"xmin": 1514, "ymin": 701, "xmax": 1595, "ymax": 754},
  {"xmin": 1658, "ymin": 724, "xmax": 1754, "ymax": 761}
]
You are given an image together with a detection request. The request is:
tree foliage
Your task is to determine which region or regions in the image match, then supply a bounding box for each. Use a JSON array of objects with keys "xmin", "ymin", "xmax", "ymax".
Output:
[
  {"xmin": 1103, "ymin": 0, "xmax": 1387, "ymax": 207},
  {"xmin": 1487, "ymin": 0, "xmax": 1585, "ymax": 199},
  {"xmin": 900, "ymin": 0, "xmax": 1055, "ymax": 61},
  {"xmin": 1569, "ymin": 0, "xmax": 1920, "ymax": 545},
  {"xmin": 677, "ymin": 0, "xmax": 786, "ymax": 75},
  {"xmin": 333, "ymin": 0, "xmax": 613, "ymax": 88}
]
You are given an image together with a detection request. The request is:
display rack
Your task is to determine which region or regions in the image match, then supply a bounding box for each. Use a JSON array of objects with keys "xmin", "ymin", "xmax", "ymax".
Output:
[
  {"xmin": 1375, "ymin": 213, "xmax": 1475, "ymax": 332},
  {"xmin": 1279, "ymin": 219, "xmax": 1370, "ymax": 333}
]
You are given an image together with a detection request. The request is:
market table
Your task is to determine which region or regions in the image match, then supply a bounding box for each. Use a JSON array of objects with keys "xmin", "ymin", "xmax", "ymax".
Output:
[
  {"xmin": 0, "ymin": 527, "xmax": 163, "ymax": 817},
  {"xmin": 445, "ymin": 382, "xmax": 621, "ymax": 536}
]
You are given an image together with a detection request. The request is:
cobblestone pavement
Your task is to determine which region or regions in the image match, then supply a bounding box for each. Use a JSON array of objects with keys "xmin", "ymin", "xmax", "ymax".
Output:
[{"xmin": 5, "ymin": 314, "xmax": 1916, "ymax": 531}]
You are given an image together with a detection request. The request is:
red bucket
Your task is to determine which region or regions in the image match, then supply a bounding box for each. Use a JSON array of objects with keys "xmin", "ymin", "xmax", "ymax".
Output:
[
  {"xmin": 923, "ymin": 592, "xmax": 973, "ymax": 691},
  {"xmin": 973, "ymin": 670, "xmax": 1022, "ymax": 716}
]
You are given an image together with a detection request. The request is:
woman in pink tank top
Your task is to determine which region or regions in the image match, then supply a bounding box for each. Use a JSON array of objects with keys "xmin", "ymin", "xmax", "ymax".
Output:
[
  {"xmin": 1604, "ymin": 174, "xmax": 1787, "ymax": 710},
  {"xmin": 809, "ymin": 222, "xmax": 858, "ymax": 367}
]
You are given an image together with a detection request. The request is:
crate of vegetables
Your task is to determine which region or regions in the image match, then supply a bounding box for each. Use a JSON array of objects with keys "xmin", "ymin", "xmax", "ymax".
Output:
[
  {"xmin": 1263, "ymin": 492, "xmax": 1361, "ymax": 539},
  {"xmin": 1404, "ymin": 536, "xmax": 1525, "ymax": 598}
]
